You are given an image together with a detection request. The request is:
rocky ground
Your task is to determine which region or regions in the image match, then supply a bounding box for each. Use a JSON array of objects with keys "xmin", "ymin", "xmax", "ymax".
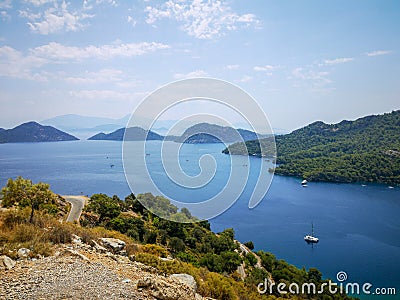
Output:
[{"xmin": 0, "ymin": 237, "xmax": 211, "ymax": 300}]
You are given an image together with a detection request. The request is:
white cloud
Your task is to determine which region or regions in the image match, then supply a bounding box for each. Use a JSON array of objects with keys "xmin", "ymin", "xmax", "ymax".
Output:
[
  {"xmin": 239, "ymin": 75, "xmax": 252, "ymax": 82},
  {"xmin": 366, "ymin": 50, "xmax": 392, "ymax": 57},
  {"xmin": 0, "ymin": 42, "xmax": 169, "ymax": 81},
  {"xmin": 95, "ymin": 0, "xmax": 117, "ymax": 6},
  {"xmin": 0, "ymin": 46, "xmax": 48, "ymax": 81},
  {"xmin": 69, "ymin": 89, "xmax": 131, "ymax": 100},
  {"xmin": 1, "ymin": 10, "xmax": 10, "ymax": 20},
  {"xmin": 19, "ymin": 0, "xmax": 94, "ymax": 35},
  {"xmin": 20, "ymin": 1, "xmax": 93, "ymax": 34},
  {"xmin": 173, "ymin": 69, "xmax": 208, "ymax": 79},
  {"xmin": 65, "ymin": 69, "xmax": 123, "ymax": 84},
  {"xmin": 323, "ymin": 57, "xmax": 354, "ymax": 65},
  {"xmin": 145, "ymin": 0, "xmax": 260, "ymax": 39},
  {"xmin": 225, "ymin": 64, "xmax": 239, "ymax": 70},
  {"xmin": 253, "ymin": 65, "xmax": 279, "ymax": 76},
  {"xmin": 24, "ymin": 0, "xmax": 55, "ymax": 6},
  {"xmin": 253, "ymin": 65, "xmax": 276, "ymax": 71},
  {"xmin": 0, "ymin": 0, "xmax": 12, "ymax": 9},
  {"xmin": 31, "ymin": 41, "xmax": 170, "ymax": 61},
  {"xmin": 291, "ymin": 67, "xmax": 331, "ymax": 86},
  {"xmin": 127, "ymin": 15, "xmax": 137, "ymax": 27}
]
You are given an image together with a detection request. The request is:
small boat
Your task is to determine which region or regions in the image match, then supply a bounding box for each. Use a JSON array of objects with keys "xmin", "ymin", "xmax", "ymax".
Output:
[
  {"xmin": 388, "ymin": 186, "xmax": 394, "ymax": 189},
  {"xmin": 304, "ymin": 223, "xmax": 319, "ymax": 243},
  {"xmin": 301, "ymin": 179, "xmax": 308, "ymax": 187}
]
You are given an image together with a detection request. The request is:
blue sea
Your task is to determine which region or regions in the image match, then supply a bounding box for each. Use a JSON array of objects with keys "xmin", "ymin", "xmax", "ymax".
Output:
[{"xmin": 0, "ymin": 140, "xmax": 399, "ymax": 298}]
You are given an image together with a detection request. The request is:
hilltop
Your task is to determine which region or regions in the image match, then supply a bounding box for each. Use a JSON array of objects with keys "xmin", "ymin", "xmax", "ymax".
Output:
[
  {"xmin": 223, "ymin": 110, "xmax": 400, "ymax": 184},
  {"xmin": 0, "ymin": 122, "xmax": 79, "ymax": 143},
  {"xmin": 88, "ymin": 127, "xmax": 163, "ymax": 141},
  {"xmin": 176, "ymin": 123, "xmax": 266, "ymax": 144}
]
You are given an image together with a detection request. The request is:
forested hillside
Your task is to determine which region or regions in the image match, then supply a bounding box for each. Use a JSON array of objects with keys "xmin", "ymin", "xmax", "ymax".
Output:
[{"xmin": 224, "ymin": 110, "xmax": 400, "ymax": 184}]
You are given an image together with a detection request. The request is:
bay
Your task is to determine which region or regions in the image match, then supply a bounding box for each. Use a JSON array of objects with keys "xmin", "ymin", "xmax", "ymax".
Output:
[{"xmin": 0, "ymin": 140, "xmax": 399, "ymax": 298}]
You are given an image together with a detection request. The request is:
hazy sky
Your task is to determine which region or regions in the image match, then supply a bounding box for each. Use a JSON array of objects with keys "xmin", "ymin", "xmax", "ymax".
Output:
[{"xmin": 0, "ymin": 0, "xmax": 399, "ymax": 131}]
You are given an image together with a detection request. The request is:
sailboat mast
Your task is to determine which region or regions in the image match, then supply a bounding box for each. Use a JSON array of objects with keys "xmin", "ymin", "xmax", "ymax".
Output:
[{"xmin": 312, "ymin": 222, "xmax": 314, "ymax": 236}]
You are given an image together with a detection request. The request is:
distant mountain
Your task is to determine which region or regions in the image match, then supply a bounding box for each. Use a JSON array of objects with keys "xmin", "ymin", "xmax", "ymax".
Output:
[
  {"xmin": 41, "ymin": 114, "xmax": 131, "ymax": 132},
  {"xmin": 0, "ymin": 122, "xmax": 79, "ymax": 143},
  {"xmin": 224, "ymin": 110, "xmax": 400, "ymax": 184},
  {"xmin": 88, "ymin": 127, "xmax": 164, "ymax": 141},
  {"xmin": 175, "ymin": 123, "xmax": 267, "ymax": 144}
]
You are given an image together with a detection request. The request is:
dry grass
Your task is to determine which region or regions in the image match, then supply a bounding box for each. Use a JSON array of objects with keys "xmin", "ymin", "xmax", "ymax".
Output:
[{"xmin": 0, "ymin": 208, "xmax": 141, "ymax": 258}]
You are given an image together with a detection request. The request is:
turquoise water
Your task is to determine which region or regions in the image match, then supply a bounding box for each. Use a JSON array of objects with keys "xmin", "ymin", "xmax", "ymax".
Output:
[{"xmin": 0, "ymin": 140, "xmax": 399, "ymax": 297}]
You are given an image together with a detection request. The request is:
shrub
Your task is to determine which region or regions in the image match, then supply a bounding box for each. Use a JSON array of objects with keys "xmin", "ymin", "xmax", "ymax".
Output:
[{"xmin": 142, "ymin": 244, "xmax": 168, "ymax": 258}]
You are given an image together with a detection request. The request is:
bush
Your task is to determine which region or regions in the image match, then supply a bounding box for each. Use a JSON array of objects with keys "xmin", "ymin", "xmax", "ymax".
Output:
[
  {"xmin": 169, "ymin": 237, "xmax": 185, "ymax": 253},
  {"xmin": 47, "ymin": 222, "xmax": 73, "ymax": 244},
  {"xmin": 142, "ymin": 244, "xmax": 168, "ymax": 258},
  {"xmin": 244, "ymin": 241, "xmax": 254, "ymax": 250}
]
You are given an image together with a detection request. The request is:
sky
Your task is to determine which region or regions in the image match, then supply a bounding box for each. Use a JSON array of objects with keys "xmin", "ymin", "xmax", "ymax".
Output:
[{"xmin": 0, "ymin": 0, "xmax": 399, "ymax": 132}]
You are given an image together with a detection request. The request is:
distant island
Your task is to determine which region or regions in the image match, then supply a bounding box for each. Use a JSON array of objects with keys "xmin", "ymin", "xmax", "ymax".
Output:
[
  {"xmin": 88, "ymin": 127, "xmax": 163, "ymax": 141},
  {"xmin": 223, "ymin": 110, "xmax": 400, "ymax": 185},
  {"xmin": 175, "ymin": 122, "xmax": 267, "ymax": 144},
  {"xmin": 0, "ymin": 122, "xmax": 79, "ymax": 143},
  {"xmin": 88, "ymin": 122, "xmax": 266, "ymax": 144}
]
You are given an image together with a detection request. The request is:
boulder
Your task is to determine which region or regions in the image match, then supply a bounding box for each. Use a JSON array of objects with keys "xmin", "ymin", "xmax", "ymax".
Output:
[
  {"xmin": 136, "ymin": 276, "xmax": 196, "ymax": 300},
  {"xmin": 1, "ymin": 255, "xmax": 16, "ymax": 270},
  {"xmin": 17, "ymin": 248, "xmax": 31, "ymax": 259},
  {"xmin": 71, "ymin": 234, "xmax": 82, "ymax": 244},
  {"xmin": 65, "ymin": 249, "xmax": 89, "ymax": 261},
  {"xmin": 91, "ymin": 240, "xmax": 107, "ymax": 253},
  {"xmin": 169, "ymin": 274, "xmax": 197, "ymax": 292},
  {"xmin": 99, "ymin": 238, "xmax": 126, "ymax": 253}
]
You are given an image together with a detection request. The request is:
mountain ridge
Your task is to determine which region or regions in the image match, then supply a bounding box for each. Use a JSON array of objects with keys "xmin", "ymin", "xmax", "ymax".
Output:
[
  {"xmin": 0, "ymin": 122, "xmax": 79, "ymax": 143},
  {"xmin": 88, "ymin": 122, "xmax": 268, "ymax": 143},
  {"xmin": 88, "ymin": 127, "xmax": 164, "ymax": 141}
]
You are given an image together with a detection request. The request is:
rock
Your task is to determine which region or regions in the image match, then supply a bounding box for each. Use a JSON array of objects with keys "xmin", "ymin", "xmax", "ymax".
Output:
[
  {"xmin": 169, "ymin": 274, "xmax": 197, "ymax": 292},
  {"xmin": 91, "ymin": 240, "xmax": 107, "ymax": 253},
  {"xmin": 1, "ymin": 255, "xmax": 16, "ymax": 270},
  {"xmin": 136, "ymin": 276, "xmax": 196, "ymax": 300},
  {"xmin": 71, "ymin": 234, "xmax": 82, "ymax": 244},
  {"xmin": 65, "ymin": 249, "xmax": 89, "ymax": 261},
  {"xmin": 17, "ymin": 248, "xmax": 31, "ymax": 259},
  {"xmin": 99, "ymin": 238, "xmax": 126, "ymax": 253}
]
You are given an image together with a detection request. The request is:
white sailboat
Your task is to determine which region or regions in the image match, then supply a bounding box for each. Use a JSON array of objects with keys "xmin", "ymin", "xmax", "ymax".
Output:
[{"xmin": 304, "ymin": 223, "xmax": 319, "ymax": 243}]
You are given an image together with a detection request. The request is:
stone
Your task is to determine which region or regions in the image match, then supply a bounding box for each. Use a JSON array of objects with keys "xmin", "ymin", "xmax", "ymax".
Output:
[
  {"xmin": 91, "ymin": 240, "xmax": 107, "ymax": 253},
  {"xmin": 136, "ymin": 276, "xmax": 196, "ymax": 300},
  {"xmin": 1, "ymin": 255, "xmax": 16, "ymax": 270},
  {"xmin": 169, "ymin": 274, "xmax": 197, "ymax": 292},
  {"xmin": 65, "ymin": 249, "xmax": 89, "ymax": 261},
  {"xmin": 71, "ymin": 234, "xmax": 82, "ymax": 244},
  {"xmin": 17, "ymin": 248, "xmax": 31, "ymax": 259},
  {"xmin": 99, "ymin": 238, "xmax": 126, "ymax": 253}
]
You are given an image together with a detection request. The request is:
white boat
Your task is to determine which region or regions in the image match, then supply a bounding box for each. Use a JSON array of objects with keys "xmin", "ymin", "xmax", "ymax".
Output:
[
  {"xmin": 304, "ymin": 223, "xmax": 319, "ymax": 243},
  {"xmin": 301, "ymin": 179, "xmax": 308, "ymax": 187}
]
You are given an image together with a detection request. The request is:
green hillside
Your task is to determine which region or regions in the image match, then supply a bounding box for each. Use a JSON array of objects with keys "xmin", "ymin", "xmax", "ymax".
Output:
[{"xmin": 224, "ymin": 110, "xmax": 400, "ymax": 184}]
